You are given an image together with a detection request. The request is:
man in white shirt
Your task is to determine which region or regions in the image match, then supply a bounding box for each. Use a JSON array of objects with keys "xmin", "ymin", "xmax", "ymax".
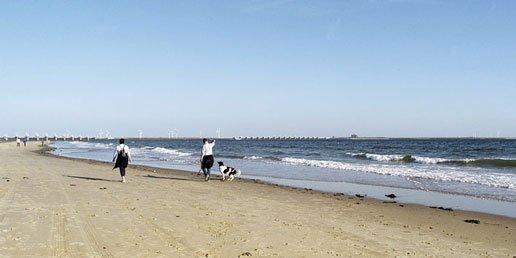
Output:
[
  {"xmin": 200, "ymin": 138, "xmax": 215, "ymax": 181},
  {"xmin": 113, "ymin": 138, "xmax": 132, "ymax": 183}
]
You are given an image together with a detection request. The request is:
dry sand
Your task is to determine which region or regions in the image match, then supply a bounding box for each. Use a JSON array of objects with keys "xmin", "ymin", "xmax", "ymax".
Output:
[{"xmin": 0, "ymin": 142, "xmax": 514, "ymax": 257}]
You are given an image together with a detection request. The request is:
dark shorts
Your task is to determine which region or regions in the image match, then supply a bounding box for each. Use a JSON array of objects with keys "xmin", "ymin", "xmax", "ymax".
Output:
[{"xmin": 201, "ymin": 155, "xmax": 214, "ymax": 169}]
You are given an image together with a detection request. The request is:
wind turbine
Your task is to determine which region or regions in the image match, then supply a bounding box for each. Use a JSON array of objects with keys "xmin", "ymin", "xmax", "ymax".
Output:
[{"xmin": 168, "ymin": 129, "xmax": 179, "ymax": 138}]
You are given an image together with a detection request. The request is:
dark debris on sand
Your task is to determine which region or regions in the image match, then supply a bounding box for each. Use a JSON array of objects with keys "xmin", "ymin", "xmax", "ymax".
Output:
[
  {"xmin": 464, "ymin": 219, "xmax": 480, "ymax": 224},
  {"xmin": 430, "ymin": 206, "xmax": 453, "ymax": 211},
  {"xmin": 385, "ymin": 194, "xmax": 397, "ymax": 199},
  {"xmin": 383, "ymin": 201, "xmax": 397, "ymax": 204}
]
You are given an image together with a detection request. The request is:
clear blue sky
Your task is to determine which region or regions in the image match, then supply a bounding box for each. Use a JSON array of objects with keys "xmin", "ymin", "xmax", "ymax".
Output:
[{"xmin": 1, "ymin": 0, "xmax": 515, "ymax": 138}]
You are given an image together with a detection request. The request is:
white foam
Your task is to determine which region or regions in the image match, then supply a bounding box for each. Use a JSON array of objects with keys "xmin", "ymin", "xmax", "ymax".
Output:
[
  {"xmin": 347, "ymin": 152, "xmax": 406, "ymax": 162},
  {"xmin": 366, "ymin": 153, "xmax": 405, "ymax": 162},
  {"xmin": 244, "ymin": 155, "xmax": 263, "ymax": 160},
  {"xmin": 68, "ymin": 141, "xmax": 112, "ymax": 149},
  {"xmin": 148, "ymin": 147, "xmax": 191, "ymax": 157},
  {"xmin": 280, "ymin": 157, "xmax": 516, "ymax": 189},
  {"xmin": 412, "ymin": 156, "xmax": 449, "ymax": 164},
  {"xmin": 347, "ymin": 152, "xmax": 473, "ymax": 165}
]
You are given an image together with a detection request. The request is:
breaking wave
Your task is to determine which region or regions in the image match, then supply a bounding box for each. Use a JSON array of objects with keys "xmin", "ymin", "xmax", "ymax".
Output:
[
  {"xmin": 348, "ymin": 153, "xmax": 516, "ymax": 168},
  {"xmin": 218, "ymin": 155, "xmax": 282, "ymax": 162},
  {"xmin": 133, "ymin": 147, "xmax": 192, "ymax": 157},
  {"xmin": 68, "ymin": 141, "xmax": 113, "ymax": 149},
  {"xmin": 442, "ymin": 159, "xmax": 516, "ymax": 168},
  {"xmin": 280, "ymin": 157, "xmax": 516, "ymax": 189},
  {"xmin": 244, "ymin": 155, "xmax": 263, "ymax": 160}
]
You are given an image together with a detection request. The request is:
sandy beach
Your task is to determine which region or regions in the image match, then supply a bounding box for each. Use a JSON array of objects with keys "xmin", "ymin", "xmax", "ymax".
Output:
[{"xmin": 0, "ymin": 142, "xmax": 514, "ymax": 257}]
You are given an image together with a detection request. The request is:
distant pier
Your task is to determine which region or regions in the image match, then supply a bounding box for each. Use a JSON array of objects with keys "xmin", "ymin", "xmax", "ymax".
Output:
[
  {"xmin": 232, "ymin": 136, "xmax": 335, "ymax": 140},
  {"xmin": 0, "ymin": 136, "xmax": 97, "ymax": 142},
  {"xmin": 0, "ymin": 136, "xmax": 347, "ymax": 142}
]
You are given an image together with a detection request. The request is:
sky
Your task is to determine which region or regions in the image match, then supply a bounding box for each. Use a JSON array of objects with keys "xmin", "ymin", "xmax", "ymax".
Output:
[{"xmin": 1, "ymin": 0, "xmax": 515, "ymax": 138}]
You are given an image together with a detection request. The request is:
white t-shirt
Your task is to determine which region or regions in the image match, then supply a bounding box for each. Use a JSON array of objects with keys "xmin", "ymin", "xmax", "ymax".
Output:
[
  {"xmin": 113, "ymin": 144, "xmax": 131, "ymax": 161},
  {"xmin": 201, "ymin": 142, "xmax": 215, "ymax": 157}
]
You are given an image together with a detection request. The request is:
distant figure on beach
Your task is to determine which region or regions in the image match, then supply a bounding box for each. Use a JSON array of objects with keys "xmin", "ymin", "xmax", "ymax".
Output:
[
  {"xmin": 200, "ymin": 138, "xmax": 215, "ymax": 181},
  {"xmin": 22, "ymin": 138, "xmax": 27, "ymax": 147},
  {"xmin": 16, "ymin": 138, "xmax": 21, "ymax": 147},
  {"xmin": 113, "ymin": 138, "xmax": 131, "ymax": 183}
]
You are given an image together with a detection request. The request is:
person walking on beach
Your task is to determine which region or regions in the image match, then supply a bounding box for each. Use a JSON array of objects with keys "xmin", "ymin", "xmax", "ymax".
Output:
[
  {"xmin": 200, "ymin": 138, "xmax": 215, "ymax": 181},
  {"xmin": 22, "ymin": 137, "xmax": 27, "ymax": 147},
  {"xmin": 113, "ymin": 138, "xmax": 131, "ymax": 183},
  {"xmin": 16, "ymin": 138, "xmax": 21, "ymax": 147}
]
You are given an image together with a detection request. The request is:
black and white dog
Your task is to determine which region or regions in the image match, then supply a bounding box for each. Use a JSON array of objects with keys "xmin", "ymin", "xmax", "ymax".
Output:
[{"xmin": 217, "ymin": 161, "xmax": 241, "ymax": 181}]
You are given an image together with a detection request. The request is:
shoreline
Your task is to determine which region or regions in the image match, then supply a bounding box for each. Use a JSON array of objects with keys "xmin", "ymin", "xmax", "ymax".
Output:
[
  {"xmin": 42, "ymin": 144, "xmax": 516, "ymax": 220},
  {"xmin": 43, "ymin": 144, "xmax": 516, "ymax": 219},
  {"xmin": 1, "ymin": 142, "xmax": 514, "ymax": 256}
]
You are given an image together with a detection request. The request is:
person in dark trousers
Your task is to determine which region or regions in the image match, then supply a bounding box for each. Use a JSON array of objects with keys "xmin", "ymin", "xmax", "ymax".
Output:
[
  {"xmin": 113, "ymin": 138, "xmax": 131, "ymax": 183},
  {"xmin": 200, "ymin": 138, "xmax": 215, "ymax": 181}
]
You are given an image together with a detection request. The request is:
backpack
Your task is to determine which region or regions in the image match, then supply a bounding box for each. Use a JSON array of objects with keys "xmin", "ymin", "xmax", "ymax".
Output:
[{"xmin": 119, "ymin": 145, "xmax": 128, "ymax": 158}]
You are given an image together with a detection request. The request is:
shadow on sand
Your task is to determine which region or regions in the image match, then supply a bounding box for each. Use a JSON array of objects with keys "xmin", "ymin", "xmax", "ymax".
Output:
[
  {"xmin": 142, "ymin": 174, "xmax": 203, "ymax": 182},
  {"xmin": 65, "ymin": 175, "xmax": 121, "ymax": 182}
]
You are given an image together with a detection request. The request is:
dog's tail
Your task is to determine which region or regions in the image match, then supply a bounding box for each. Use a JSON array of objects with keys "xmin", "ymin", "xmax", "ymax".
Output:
[{"xmin": 236, "ymin": 169, "xmax": 242, "ymax": 176}]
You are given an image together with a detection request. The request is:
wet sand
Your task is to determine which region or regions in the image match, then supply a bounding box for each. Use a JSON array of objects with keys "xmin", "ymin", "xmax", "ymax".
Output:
[{"xmin": 0, "ymin": 142, "xmax": 514, "ymax": 257}]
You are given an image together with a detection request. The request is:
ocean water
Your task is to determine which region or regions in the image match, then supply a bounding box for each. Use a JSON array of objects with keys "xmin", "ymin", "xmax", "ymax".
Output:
[{"xmin": 50, "ymin": 138, "xmax": 516, "ymax": 217}]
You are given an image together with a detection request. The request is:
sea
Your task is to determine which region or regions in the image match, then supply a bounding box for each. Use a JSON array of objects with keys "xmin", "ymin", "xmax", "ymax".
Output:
[{"xmin": 50, "ymin": 138, "xmax": 516, "ymax": 217}]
